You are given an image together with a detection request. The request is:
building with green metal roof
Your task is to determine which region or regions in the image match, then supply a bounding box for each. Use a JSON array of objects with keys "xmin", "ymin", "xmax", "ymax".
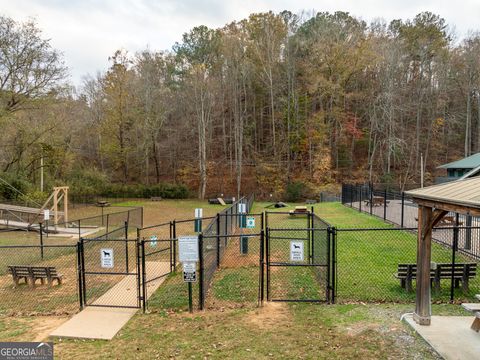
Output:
[{"xmin": 437, "ymin": 152, "xmax": 480, "ymax": 182}]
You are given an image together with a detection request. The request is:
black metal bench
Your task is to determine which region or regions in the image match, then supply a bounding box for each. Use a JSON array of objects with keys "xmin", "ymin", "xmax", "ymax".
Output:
[
  {"xmin": 395, "ymin": 263, "xmax": 477, "ymax": 293},
  {"xmin": 8, "ymin": 265, "xmax": 63, "ymax": 287}
]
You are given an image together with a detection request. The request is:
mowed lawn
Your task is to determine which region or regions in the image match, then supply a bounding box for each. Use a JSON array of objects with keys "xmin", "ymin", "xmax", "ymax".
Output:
[{"xmin": 256, "ymin": 202, "xmax": 479, "ymax": 302}]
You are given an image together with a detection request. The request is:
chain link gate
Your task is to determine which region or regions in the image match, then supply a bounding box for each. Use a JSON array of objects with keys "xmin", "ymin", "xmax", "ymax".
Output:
[
  {"xmin": 264, "ymin": 210, "xmax": 335, "ymax": 303},
  {"xmin": 79, "ymin": 238, "xmax": 143, "ymax": 309}
]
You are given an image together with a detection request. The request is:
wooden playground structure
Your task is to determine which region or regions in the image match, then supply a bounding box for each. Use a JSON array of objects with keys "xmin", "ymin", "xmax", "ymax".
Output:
[{"xmin": 0, "ymin": 186, "xmax": 69, "ymax": 232}]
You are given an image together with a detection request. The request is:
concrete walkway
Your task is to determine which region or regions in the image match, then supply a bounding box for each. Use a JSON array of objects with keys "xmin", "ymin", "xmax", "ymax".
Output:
[
  {"xmin": 50, "ymin": 261, "xmax": 169, "ymax": 340},
  {"xmin": 404, "ymin": 314, "xmax": 480, "ymax": 360}
]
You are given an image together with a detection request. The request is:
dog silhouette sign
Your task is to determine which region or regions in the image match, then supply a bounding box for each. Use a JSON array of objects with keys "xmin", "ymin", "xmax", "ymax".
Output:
[
  {"xmin": 101, "ymin": 248, "xmax": 114, "ymax": 268},
  {"xmin": 290, "ymin": 241, "xmax": 304, "ymax": 262}
]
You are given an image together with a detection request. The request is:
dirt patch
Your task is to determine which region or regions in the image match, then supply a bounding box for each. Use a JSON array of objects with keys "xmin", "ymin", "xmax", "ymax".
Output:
[
  {"xmin": 32, "ymin": 316, "xmax": 69, "ymax": 341},
  {"xmin": 245, "ymin": 302, "xmax": 291, "ymax": 329},
  {"xmin": 345, "ymin": 321, "xmax": 381, "ymax": 336}
]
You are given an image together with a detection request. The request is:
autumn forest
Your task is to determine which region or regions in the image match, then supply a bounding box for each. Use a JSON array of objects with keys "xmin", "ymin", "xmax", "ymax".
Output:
[{"xmin": 1, "ymin": 11, "xmax": 479, "ymax": 200}]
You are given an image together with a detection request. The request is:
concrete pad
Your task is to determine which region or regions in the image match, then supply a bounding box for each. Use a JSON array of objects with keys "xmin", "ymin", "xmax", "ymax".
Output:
[
  {"xmin": 404, "ymin": 314, "xmax": 480, "ymax": 360},
  {"xmin": 50, "ymin": 307, "xmax": 137, "ymax": 340},
  {"xmin": 50, "ymin": 261, "xmax": 169, "ymax": 340}
]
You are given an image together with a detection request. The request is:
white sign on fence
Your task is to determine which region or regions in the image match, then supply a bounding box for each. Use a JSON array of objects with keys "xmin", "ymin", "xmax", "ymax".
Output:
[
  {"xmin": 195, "ymin": 208, "xmax": 203, "ymax": 218},
  {"xmin": 150, "ymin": 235, "xmax": 158, "ymax": 247},
  {"xmin": 290, "ymin": 241, "xmax": 304, "ymax": 262},
  {"xmin": 238, "ymin": 203, "xmax": 246, "ymax": 213},
  {"xmin": 246, "ymin": 216, "xmax": 255, "ymax": 228},
  {"xmin": 43, "ymin": 209, "xmax": 50, "ymax": 221},
  {"xmin": 101, "ymin": 248, "xmax": 114, "ymax": 268},
  {"xmin": 182, "ymin": 262, "xmax": 197, "ymax": 282},
  {"xmin": 178, "ymin": 236, "xmax": 199, "ymax": 262}
]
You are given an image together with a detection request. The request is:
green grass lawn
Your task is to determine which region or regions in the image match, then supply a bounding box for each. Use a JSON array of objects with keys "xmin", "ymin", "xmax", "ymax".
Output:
[{"xmin": 259, "ymin": 202, "xmax": 479, "ymax": 303}]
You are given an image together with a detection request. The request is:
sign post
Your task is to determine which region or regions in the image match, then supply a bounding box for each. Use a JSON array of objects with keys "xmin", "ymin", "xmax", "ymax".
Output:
[
  {"xmin": 179, "ymin": 236, "xmax": 199, "ymax": 313},
  {"xmin": 194, "ymin": 208, "xmax": 202, "ymax": 233},
  {"xmin": 44, "ymin": 210, "xmax": 50, "ymax": 238},
  {"xmin": 238, "ymin": 203, "xmax": 248, "ymax": 254}
]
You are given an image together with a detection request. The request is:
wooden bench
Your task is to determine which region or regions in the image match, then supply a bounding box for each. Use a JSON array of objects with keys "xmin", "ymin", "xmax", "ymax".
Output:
[
  {"xmin": 7, "ymin": 265, "xmax": 63, "ymax": 287},
  {"xmin": 461, "ymin": 303, "xmax": 480, "ymax": 332},
  {"xmin": 433, "ymin": 263, "xmax": 476, "ymax": 293},
  {"xmin": 395, "ymin": 264, "xmax": 436, "ymax": 292},
  {"xmin": 150, "ymin": 197, "xmax": 162, "ymax": 202},
  {"xmin": 395, "ymin": 263, "xmax": 477, "ymax": 293}
]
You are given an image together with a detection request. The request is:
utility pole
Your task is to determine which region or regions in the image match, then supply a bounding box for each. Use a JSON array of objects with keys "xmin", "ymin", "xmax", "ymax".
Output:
[
  {"xmin": 466, "ymin": 90, "xmax": 472, "ymax": 157},
  {"xmin": 420, "ymin": 153, "xmax": 424, "ymax": 188},
  {"xmin": 40, "ymin": 155, "xmax": 44, "ymax": 192}
]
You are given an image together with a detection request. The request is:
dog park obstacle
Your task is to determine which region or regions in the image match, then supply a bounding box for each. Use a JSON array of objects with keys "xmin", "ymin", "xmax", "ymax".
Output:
[{"xmin": 0, "ymin": 186, "xmax": 69, "ymax": 231}]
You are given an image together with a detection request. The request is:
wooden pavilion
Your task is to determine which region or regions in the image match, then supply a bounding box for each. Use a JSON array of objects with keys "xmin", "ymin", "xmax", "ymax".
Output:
[{"xmin": 406, "ymin": 176, "xmax": 480, "ymax": 325}]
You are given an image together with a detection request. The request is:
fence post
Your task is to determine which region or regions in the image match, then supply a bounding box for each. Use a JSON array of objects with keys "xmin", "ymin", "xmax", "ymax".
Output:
[
  {"xmin": 106, "ymin": 214, "xmax": 110, "ymax": 239},
  {"xmin": 465, "ymin": 215, "xmax": 472, "ymax": 250},
  {"xmin": 198, "ymin": 233, "xmax": 204, "ymax": 310},
  {"xmin": 311, "ymin": 207, "xmax": 315, "ymax": 264},
  {"xmin": 216, "ymin": 214, "xmax": 221, "ymax": 267},
  {"xmin": 80, "ymin": 238, "xmax": 87, "ymax": 305},
  {"xmin": 369, "ymin": 183, "xmax": 373, "ymax": 215},
  {"xmin": 383, "ymin": 189, "xmax": 387, "ymax": 221},
  {"xmin": 39, "ymin": 223, "xmax": 44, "ymax": 259},
  {"xmin": 266, "ymin": 228, "xmax": 270, "ymax": 301},
  {"xmin": 77, "ymin": 241, "xmax": 84, "ymax": 310},
  {"xmin": 124, "ymin": 221, "xmax": 129, "ymax": 272},
  {"xmin": 141, "ymin": 239, "xmax": 147, "ymax": 313},
  {"xmin": 359, "ymin": 185, "xmax": 362, "ymax": 213},
  {"xmin": 401, "ymin": 192, "xmax": 405, "ymax": 228},
  {"xmin": 326, "ymin": 225, "xmax": 331, "ymax": 303},
  {"xmin": 172, "ymin": 220, "xmax": 177, "ymax": 270},
  {"xmin": 451, "ymin": 214, "xmax": 459, "ymax": 302},
  {"xmin": 260, "ymin": 229, "xmax": 265, "ymax": 305},
  {"xmin": 331, "ymin": 227, "xmax": 337, "ymax": 304}
]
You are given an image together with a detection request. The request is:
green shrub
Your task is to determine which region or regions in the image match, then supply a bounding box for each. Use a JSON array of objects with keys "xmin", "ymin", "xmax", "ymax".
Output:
[
  {"xmin": 285, "ymin": 181, "xmax": 305, "ymax": 202},
  {"xmin": 0, "ymin": 173, "xmax": 30, "ymax": 200}
]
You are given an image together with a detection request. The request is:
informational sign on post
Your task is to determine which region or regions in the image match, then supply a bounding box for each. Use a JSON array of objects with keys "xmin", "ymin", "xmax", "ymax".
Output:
[
  {"xmin": 238, "ymin": 203, "xmax": 246, "ymax": 213},
  {"xmin": 182, "ymin": 262, "xmax": 197, "ymax": 282},
  {"xmin": 101, "ymin": 248, "xmax": 114, "ymax": 268},
  {"xmin": 290, "ymin": 241, "xmax": 304, "ymax": 262},
  {"xmin": 150, "ymin": 235, "xmax": 158, "ymax": 247},
  {"xmin": 178, "ymin": 236, "xmax": 199, "ymax": 262},
  {"xmin": 43, "ymin": 209, "xmax": 50, "ymax": 221},
  {"xmin": 246, "ymin": 217, "xmax": 255, "ymax": 228},
  {"xmin": 194, "ymin": 208, "xmax": 202, "ymax": 233}
]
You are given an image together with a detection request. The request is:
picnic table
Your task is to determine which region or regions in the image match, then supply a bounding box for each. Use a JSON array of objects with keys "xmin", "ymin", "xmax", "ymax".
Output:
[
  {"xmin": 461, "ymin": 298, "xmax": 480, "ymax": 332},
  {"xmin": 414, "ymin": 215, "xmax": 463, "ymax": 227},
  {"xmin": 8, "ymin": 265, "xmax": 63, "ymax": 288},
  {"xmin": 289, "ymin": 206, "xmax": 310, "ymax": 216},
  {"xmin": 364, "ymin": 196, "xmax": 389, "ymax": 207}
]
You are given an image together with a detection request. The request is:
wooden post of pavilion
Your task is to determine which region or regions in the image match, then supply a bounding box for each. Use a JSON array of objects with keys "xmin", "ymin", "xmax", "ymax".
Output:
[
  {"xmin": 414, "ymin": 205, "xmax": 433, "ymax": 325},
  {"xmin": 406, "ymin": 176, "xmax": 480, "ymax": 326}
]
